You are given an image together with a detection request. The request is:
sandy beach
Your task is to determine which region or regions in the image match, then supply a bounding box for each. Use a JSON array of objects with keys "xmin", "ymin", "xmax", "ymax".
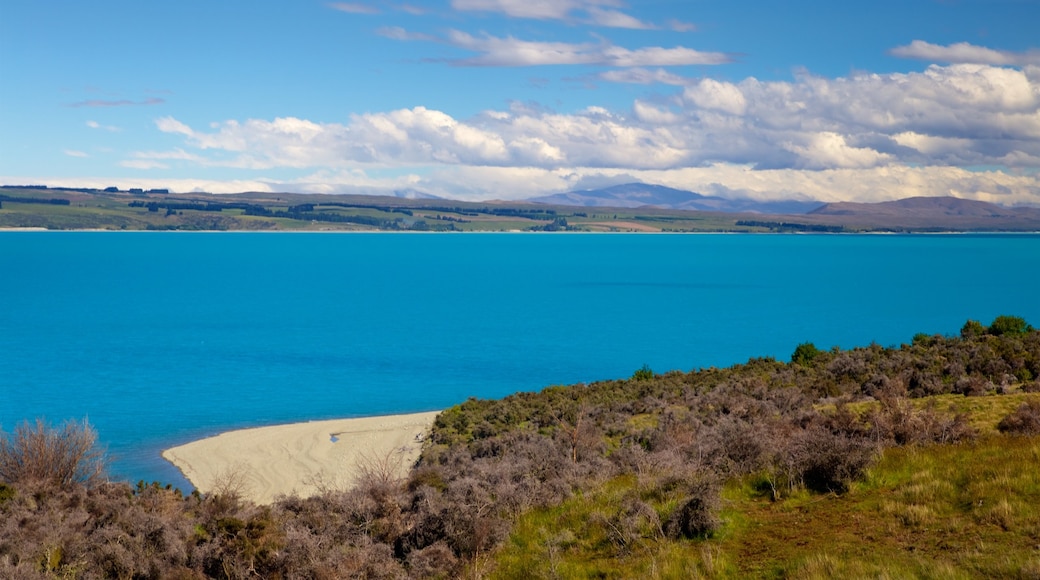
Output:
[{"xmin": 162, "ymin": 411, "xmax": 440, "ymax": 505}]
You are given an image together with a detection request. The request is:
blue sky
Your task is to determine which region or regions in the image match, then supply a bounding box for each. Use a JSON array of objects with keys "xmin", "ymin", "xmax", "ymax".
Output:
[{"xmin": 2, "ymin": 0, "xmax": 1039, "ymax": 204}]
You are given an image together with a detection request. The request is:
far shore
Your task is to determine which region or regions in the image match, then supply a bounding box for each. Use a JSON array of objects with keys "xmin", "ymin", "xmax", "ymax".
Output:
[{"xmin": 161, "ymin": 411, "xmax": 441, "ymax": 505}]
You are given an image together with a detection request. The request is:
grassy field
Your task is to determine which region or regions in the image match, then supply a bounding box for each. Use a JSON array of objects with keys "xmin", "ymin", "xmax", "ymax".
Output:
[
  {"xmin": 488, "ymin": 435, "xmax": 1040, "ymax": 579},
  {"xmin": 486, "ymin": 394, "xmax": 1040, "ymax": 579}
]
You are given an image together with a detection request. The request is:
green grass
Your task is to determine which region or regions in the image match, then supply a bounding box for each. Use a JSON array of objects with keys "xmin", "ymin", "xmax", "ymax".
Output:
[{"xmin": 486, "ymin": 431, "xmax": 1040, "ymax": 579}]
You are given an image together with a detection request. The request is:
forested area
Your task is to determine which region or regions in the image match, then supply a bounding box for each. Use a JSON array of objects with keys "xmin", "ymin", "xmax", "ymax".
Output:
[{"xmin": 2, "ymin": 316, "xmax": 1039, "ymax": 578}]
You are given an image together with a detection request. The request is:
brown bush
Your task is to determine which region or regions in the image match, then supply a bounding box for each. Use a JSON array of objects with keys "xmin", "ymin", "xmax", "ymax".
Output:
[
  {"xmin": 997, "ymin": 400, "xmax": 1040, "ymax": 435},
  {"xmin": 0, "ymin": 418, "xmax": 106, "ymax": 489},
  {"xmin": 784, "ymin": 427, "xmax": 876, "ymax": 494},
  {"xmin": 664, "ymin": 477, "xmax": 721, "ymax": 539}
]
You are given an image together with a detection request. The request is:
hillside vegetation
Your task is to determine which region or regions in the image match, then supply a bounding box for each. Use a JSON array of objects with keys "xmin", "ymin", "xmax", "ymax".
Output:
[
  {"xmin": 2, "ymin": 316, "xmax": 1039, "ymax": 578},
  {"xmin": 5, "ymin": 186, "xmax": 1040, "ymax": 232}
]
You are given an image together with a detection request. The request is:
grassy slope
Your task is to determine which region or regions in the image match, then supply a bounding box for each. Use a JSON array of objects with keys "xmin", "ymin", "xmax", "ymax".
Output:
[{"xmin": 488, "ymin": 395, "xmax": 1040, "ymax": 579}]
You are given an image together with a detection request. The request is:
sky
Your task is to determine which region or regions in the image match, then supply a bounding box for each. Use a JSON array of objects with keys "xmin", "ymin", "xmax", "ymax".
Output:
[{"xmin": 2, "ymin": 0, "xmax": 1040, "ymax": 204}]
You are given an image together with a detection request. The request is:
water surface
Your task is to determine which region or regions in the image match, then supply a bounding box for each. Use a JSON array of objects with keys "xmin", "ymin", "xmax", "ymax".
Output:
[{"xmin": 2, "ymin": 232, "xmax": 1038, "ymax": 487}]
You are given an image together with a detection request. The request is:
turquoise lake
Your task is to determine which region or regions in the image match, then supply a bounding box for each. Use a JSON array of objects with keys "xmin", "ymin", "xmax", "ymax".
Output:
[{"xmin": 2, "ymin": 232, "xmax": 1039, "ymax": 489}]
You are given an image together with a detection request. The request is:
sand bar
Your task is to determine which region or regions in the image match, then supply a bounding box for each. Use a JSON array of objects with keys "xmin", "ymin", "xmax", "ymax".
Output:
[{"xmin": 162, "ymin": 411, "xmax": 441, "ymax": 505}]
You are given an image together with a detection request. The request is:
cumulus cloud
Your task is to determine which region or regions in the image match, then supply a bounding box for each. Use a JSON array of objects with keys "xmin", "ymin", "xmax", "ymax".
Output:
[
  {"xmin": 63, "ymin": 149, "xmax": 89, "ymax": 158},
  {"xmin": 891, "ymin": 40, "xmax": 1040, "ymax": 66},
  {"xmin": 155, "ymin": 63, "xmax": 1040, "ymax": 171},
  {"xmin": 146, "ymin": 63, "xmax": 1040, "ymax": 204}
]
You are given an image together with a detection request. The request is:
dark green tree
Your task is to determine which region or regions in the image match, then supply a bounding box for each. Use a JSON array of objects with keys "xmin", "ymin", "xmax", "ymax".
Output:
[
  {"xmin": 791, "ymin": 342, "xmax": 821, "ymax": 366},
  {"xmin": 632, "ymin": 364, "xmax": 654, "ymax": 381},
  {"xmin": 960, "ymin": 319, "xmax": 986, "ymax": 338}
]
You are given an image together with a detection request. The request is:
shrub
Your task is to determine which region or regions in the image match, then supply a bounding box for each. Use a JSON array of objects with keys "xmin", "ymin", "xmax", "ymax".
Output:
[
  {"xmin": 961, "ymin": 319, "xmax": 986, "ymax": 338},
  {"xmin": 0, "ymin": 418, "xmax": 106, "ymax": 489},
  {"xmin": 988, "ymin": 315, "xmax": 1033, "ymax": 337},
  {"xmin": 791, "ymin": 342, "xmax": 821, "ymax": 366},
  {"xmin": 997, "ymin": 400, "xmax": 1040, "ymax": 435},
  {"xmin": 785, "ymin": 428, "xmax": 875, "ymax": 494},
  {"xmin": 664, "ymin": 478, "xmax": 721, "ymax": 539},
  {"xmin": 632, "ymin": 364, "xmax": 655, "ymax": 381}
]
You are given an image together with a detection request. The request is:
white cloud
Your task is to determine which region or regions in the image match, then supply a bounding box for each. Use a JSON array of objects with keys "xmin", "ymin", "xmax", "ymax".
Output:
[
  {"xmin": 599, "ymin": 68, "xmax": 691, "ymax": 85},
  {"xmin": 584, "ymin": 8, "xmax": 654, "ymax": 29},
  {"xmin": 683, "ymin": 78, "xmax": 747, "ymax": 115},
  {"xmin": 782, "ymin": 131, "xmax": 892, "ymax": 169},
  {"xmin": 156, "ymin": 116, "xmax": 194, "ymax": 136},
  {"xmin": 327, "ymin": 2, "xmax": 379, "ymax": 14},
  {"xmin": 440, "ymin": 30, "xmax": 730, "ymax": 67},
  {"xmin": 157, "ymin": 62, "xmax": 1040, "ymax": 173},
  {"xmin": 63, "ymin": 149, "xmax": 89, "ymax": 158},
  {"xmin": 667, "ymin": 19, "xmax": 696, "ymax": 32},
  {"xmin": 376, "ymin": 26, "xmax": 433, "ymax": 41},
  {"xmin": 449, "ymin": 0, "xmax": 678, "ymax": 31},
  {"xmin": 632, "ymin": 101, "xmax": 682, "ymax": 125},
  {"xmin": 891, "ymin": 40, "xmax": 1040, "ymax": 67},
  {"xmin": 120, "ymin": 160, "xmax": 169, "ymax": 170},
  {"xmin": 451, "ymin": 0, "xmax": 643, "ymax": 27},
  {"xmin": 145, "ymin": 63, "xmax": 1040, "ymax": 204},
  {"xmin": 86, "ymin": 120, "xmax": 121, "ymax": 132}
]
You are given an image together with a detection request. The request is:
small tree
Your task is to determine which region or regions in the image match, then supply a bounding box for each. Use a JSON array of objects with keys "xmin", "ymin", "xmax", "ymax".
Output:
[
  {"xmin": 0, "ymin": 418, "xmax": 107, "ymax": 489},
  {"xmin": 791, "ymin": 342, "xmax": 821, "ymax": 366},
  {"xmin": 632, "ymin": 364, "xmax": 654, "ymax": 381},
  {"xmin": 960, "ymin": 319, "xmax": 986, "ymax": 338}
]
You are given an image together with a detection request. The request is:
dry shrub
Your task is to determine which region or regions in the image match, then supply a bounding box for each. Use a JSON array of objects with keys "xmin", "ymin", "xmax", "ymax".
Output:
[
  {"xmin": 865, "ymin": 398, "xmax": 975, "ymax": 446},
  {"xmin": 784, "ymin": 427, "xmax": 876, "ymax": 494},
  {"xmin": 997, "ymin": 400, "xmax": 1040, "ymax": 435},
  {"xmin": 0, "ymin": 418, "xmax": 106, "ymax": 489},
  {"xmin": 405, "ymin": 541, "xmax": 458, "ymax": 578},
  {"xmin": 664, "ymin": 477, "xmax": 721, "ymax": 539}
]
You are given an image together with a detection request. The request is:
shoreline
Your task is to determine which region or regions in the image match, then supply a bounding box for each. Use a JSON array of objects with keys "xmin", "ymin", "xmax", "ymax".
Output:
[
  {"xmin": 3, "ymin": 227, "xmax": 1039, "ymax": 235},
  {"xmin": 161, "ymin": 411, "xmax": 441, "ymax": 505}
]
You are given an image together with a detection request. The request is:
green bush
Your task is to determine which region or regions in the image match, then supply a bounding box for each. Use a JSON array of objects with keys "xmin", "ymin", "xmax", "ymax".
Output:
[
  {"xmin": 632, "ymin": 364, "xmax": 655, "ymax": 381},
  {"xmin": 791, "ymin": 342, "xmax": 821, "ymax": 366},
  {"xmin": 961, "ymin": 319, "xmax": 986, "ymax": 338},
  {"xmin": 988, "ymin": 315, "xmax": 1033, "ymax": 337}
]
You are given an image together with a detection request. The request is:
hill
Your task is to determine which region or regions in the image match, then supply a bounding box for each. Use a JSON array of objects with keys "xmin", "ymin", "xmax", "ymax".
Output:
[
  {"xmin": 529, "ymin": 183, "xmax": 824, "ymax": 214},
  {"xmin": 2, "ymin": 316, "xmax": 1040, "ymax": 578},
  {"xmin": 808, "ymin": 196, "xmax": 1040, "ymax": 230}
]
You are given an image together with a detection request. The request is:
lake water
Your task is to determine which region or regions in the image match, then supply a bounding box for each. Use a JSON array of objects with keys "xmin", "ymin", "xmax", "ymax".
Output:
[{"xmin": 2, "ymin": 232, "xmax": 1039, "ymax": 489}]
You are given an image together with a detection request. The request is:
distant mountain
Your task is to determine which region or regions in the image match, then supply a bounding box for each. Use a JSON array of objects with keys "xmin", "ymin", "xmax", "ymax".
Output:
[
  {"xmin": 529, "ymin": 183, "xmax": 824, "ymax": 214},
  {"xmin": 810, "ymin": 196, "xmax": 1040, "ymax": 219},
  {"xmin": 800, "ymin": 196, "xmax": 1040, "ymax": 230},
  {"xmin": 388, "ymin": 191, "xmax": 440, "ymax": 202}
]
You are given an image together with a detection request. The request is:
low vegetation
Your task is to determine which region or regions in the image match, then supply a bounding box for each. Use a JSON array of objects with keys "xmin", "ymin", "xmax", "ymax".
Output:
[{"xmin": 2, "ymin": 316, "xmax": 1039, "ymax": 578}]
